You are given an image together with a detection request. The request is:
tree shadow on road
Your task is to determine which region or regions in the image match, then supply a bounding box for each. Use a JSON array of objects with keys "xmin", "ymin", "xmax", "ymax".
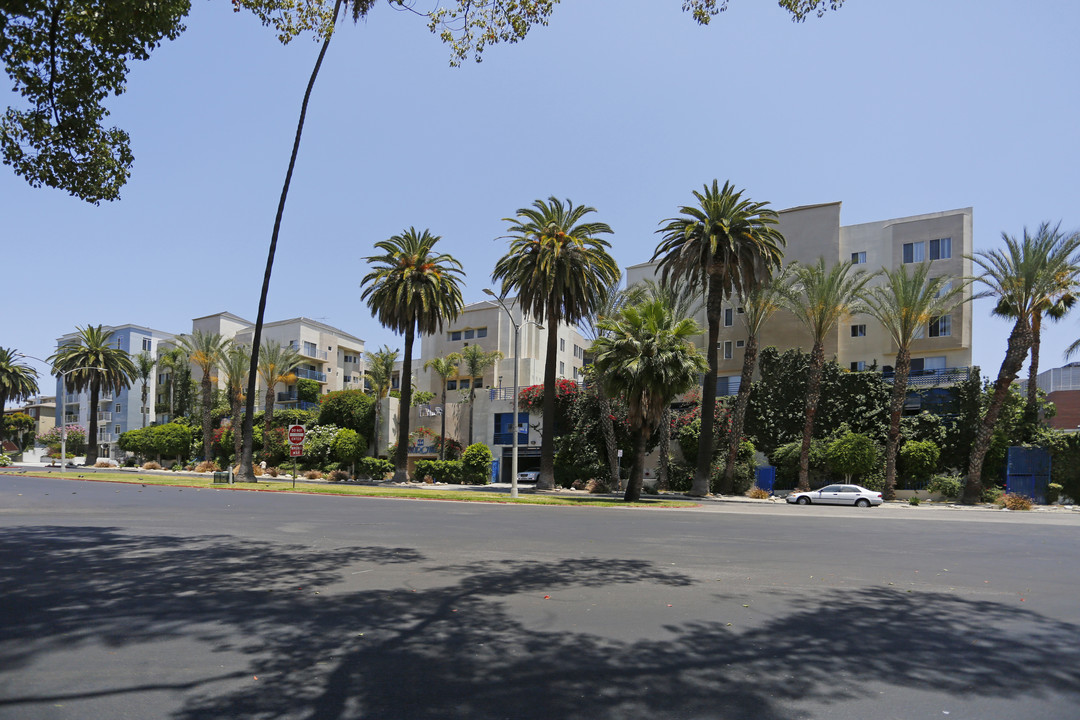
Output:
[{"xmin": 1, "ymin": 525, "xmax": 1078, "ymax": 719}]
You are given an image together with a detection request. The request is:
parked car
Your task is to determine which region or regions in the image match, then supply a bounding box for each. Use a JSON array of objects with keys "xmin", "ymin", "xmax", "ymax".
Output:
[
  {"xmin": 786, "ymin": 484, "xmax": 883, "ymax": 507},
  {"xmin": 516, "ymin": 471, "xmax": 540, "ymax": 484}
]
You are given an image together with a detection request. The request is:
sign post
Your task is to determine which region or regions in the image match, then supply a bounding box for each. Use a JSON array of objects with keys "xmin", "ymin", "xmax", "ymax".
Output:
[{"xmin": 288, "ymin": 425, "xmax": 306, "ymax": 489}]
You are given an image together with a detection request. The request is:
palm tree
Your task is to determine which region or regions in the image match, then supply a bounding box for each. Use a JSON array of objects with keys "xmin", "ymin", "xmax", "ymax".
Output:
[
  {"xmin": 722, "ymin": 266, "xmax": 793, "ymax": 493},
  {"xmin": 780, "ymin": 258, "xmax": 872, "ymax": 491},
  {"xmin": 49, "ymin": 325, "xmax": 136, "ymax": 465},
  {"xmin": 177, "ymin": 330, "xmax": 231, "ymax": 462},
  {"xmin": 133, "ymin": 351, "xmax": 155, "ymax": 428},
  {"xmin": 221, "ymin": 344, "xmax": 251, "ymax": 466},
  {"xmin": 965, "ymin": 226, "xmax": 1080, "ymax": 503},
  {"xmin": 632, "ymin": 278, "xmax": 704, "ymax": 489},
  {"xmin": 157, "ymin": 346, "xmax": 188, "ymax": 420},
  {"xmin": 365, "ymin": 345, "xmax": 399, "ymax": 458},
  {"xmin": 591, "ymin": 299, "xmax": 707, "ymax": 501},
  {"xmin": 458, "ymin": 344, "xmax": 504, "ymax": 446},
  {"xmin": 652, "ymin": 180, "xmax": 785, "ymax": 496},
  {"xmin": 256, "ymin": 340, "xmax": 302, "ymax": 455},
  {"xmin": 424, "ymin": 353, "xmax": 461, "ymax": 460},
  {"xmin": 493, "ymin": 197, "xmax": 619, "ymax": 490},
  {"xmin": 0, "ymin": 347, "xmax": 39, "ymax": 421},
  {"xmin": 862, "ymin": 263, "xmax": 968, "ymax": 500},
  {"xmin": 362, "ymin": 229, "xmax": 464, "ymax": 482},
  {"xmin": 990, "ymin": 222, "xmax": 1080, "ymax": 413}
]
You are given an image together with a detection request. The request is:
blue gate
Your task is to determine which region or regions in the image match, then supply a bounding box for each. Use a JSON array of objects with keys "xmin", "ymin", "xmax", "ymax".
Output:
[
  {"xmin": 755, "ymin": 465, "xmax": 776, "ymax": 494},
  {"xmin": 1004, "ymin": 446, "xmax": 1051, "ymax": 504},
  {"xmin": 490, "ymin": 459, "xmax": 500, "ymax": 485}
]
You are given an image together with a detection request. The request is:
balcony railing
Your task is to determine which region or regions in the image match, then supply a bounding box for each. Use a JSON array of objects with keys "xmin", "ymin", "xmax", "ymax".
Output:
[
  {"xmin": 493, "ymin": 431, "xmax": 529, "ymax": 446},
  {"xmin": 295, "ymin": 368, "xmax": 327, "ymax": 382},
  {"xmin": 97, "ymin": 432, "xmax": 115, "ymax": 443},
  {"xmin": 489, "ymin": 387, "xmax": 516, "ymax": 402},
  {"xmin": 64, "ymin": 394, "xmax": 79, "ymax": 405},
  {"xmin": 884, "ymin": 366, "xmax": 970, "ymax": 387},
  {"xmin": 97, "ymin": 412, "xmax": 112, "ymax": 422},
  {"xmin": 63, "ymin": 415, "xmax": 79, "ymax": 425},
  {"xmin": 278, "ymin": 391, "xmax": 298, "ymax": 402},
  {"xmin": 296, "ymin": 345, "xmax": 328, "ymax": 361}
]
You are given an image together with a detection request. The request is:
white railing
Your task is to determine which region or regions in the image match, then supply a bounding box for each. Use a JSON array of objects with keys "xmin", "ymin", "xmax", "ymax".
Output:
[{"xmin": 97, "ymin": 412, "xmax": 112, "ymax": 422}]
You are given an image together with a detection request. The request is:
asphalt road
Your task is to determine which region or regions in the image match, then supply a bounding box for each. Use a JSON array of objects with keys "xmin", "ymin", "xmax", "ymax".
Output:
[{"xmin": 1, "ymin": 474, "xmax": 1078, "ymax": 720}]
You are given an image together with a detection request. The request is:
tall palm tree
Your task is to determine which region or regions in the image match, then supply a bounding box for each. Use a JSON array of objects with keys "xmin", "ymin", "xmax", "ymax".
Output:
[
  {"xmin": 721, "ymin": 266, "xmax": 793, "ymax": 493},
  {"xmin": 133, "ymin": 351, "xmax": 155, "ymax": 429},
  {"xmin": 49, "ymin": 325, "xmax": 135, "ymax": 465},
  {"xmin": 458, "ymin": 344, "xmax": 504, "ymax": 446},
  {"xmin": 424, "ymin": 353, "xmax": 461, "ymax": 460},
  {"xmin": 780, "ymin": 258, "xmax": 872, "ymax": 491},
  {"xmin": 157, "ymin": 346, "xmax": 188, "ymax": 420},
  {"xmin": 591, "ymin": 299, "xmax": 707, "ymax": 501},
  {"xmin": 362, "ymin": 229, "xmax": 464, "ymax": 482},
  {"xmin": 990, "ymin": 222, "xmax": 1080, "ymax": 412},
  {"xmin": 365, "ymin": 345, "xmax": 399, "ymax": 458},
  {"xmin": 579, "ymin": 276, "xmax": 637, "ymax": 489},
  {"xmin": 177, "ymin": 330, "xmax": 231, "ymax": 463},
  {"xmin": 652, "ymin": 180, "xmax": 785, "ymax": 496},
  {"xmin": 0, "ymin": 347, "xmax": 39, "ymax": 421},
  {"xmin": 256, "ymin": 340, "xmax": 302, "ymax": 454},
  {"xmin": 493, "ymin": 197, "xmax": 619, "ymax": 490},
  {"xmin": 632, "ymin": 278, "xmax": 704, "ymax": 489},
  {"xmin": 965, "ymin": 226, "xmax": 1080, "ymax": 503},
  {"xmin": 862, "ymin": 263, "xmax": 968, "ymax": 500},
  {"xmin": 221, "ymin": 344, "xmax": 251, "ymax": 466}
]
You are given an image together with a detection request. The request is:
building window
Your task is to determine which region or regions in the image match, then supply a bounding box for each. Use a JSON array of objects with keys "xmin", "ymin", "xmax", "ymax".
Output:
[
  {"xmin": 851, "ymin": 324, "xmax": 867, "ymax": 337},
  {"xmin": 929, "ymin": 315, "xmax": 951, "ymax": 337},
  {"xmin": 464, "ymin": 329, "xmax": 475, "ymax": 340},
  {"xmin": 723, "ymin": 341, "xmax": 733, "ymax": 360},
  {"xmin": 851, "ymin": 251, "xmax": 867, "ymax": 264},
  {"xmin": 115, "ymin": 403, "xmax": 122, "ymax": 413},
  {"xmin": 724, "ymin": 308, "xmax": 734, "ymax": 327},
  {"xmin": 934, "ymin": 280, "xmax": 952, "ymax": 298},
  {"xmin": 142, "ymin": 337, "xmax": 152, "ymax": 351},
  {"xmin": 850, "ymin": 361, "xmax": 867, "ymax": 371},
  {"xmin": 903, "ymin": 241, "xmax": 926, "ymax": 264},
  {"xmin": 446, "ymin": 380, "xmax": 457, "ymax": 391},
  {"xmin": 736, "ymin": 340, "xmax": 745, "ymax": 348},
  {"xmin": 303, "ymin": 341, "xmax": 318, "ymax": 356},
  {"xmin": 114, "ymin": 424, "xmax": 121, "ymax": 434},
  {"xmin": 459, "ymin": 378, "xmax": 471, "ymax": 390},
  {"xmin": 559, "ymin": 361, "xmax": 565, "ymax": 375},
  {"xmin": 476, "ymin": 327, "xmax": 487, "ymax": 338},
  {"xmin": 449, "ymin": 331, "xmax": 462, "ymax": 341},
  {"xmin": 737, "ymin": 306, "xmax": 744, "ymax": 314},
  {"xmin": 560, "ymin": 338, "xmax": 565, "ymax": 352},
  {"xmin": 929, "ymin": 237, "xmax": 951, "ymax": 260}
]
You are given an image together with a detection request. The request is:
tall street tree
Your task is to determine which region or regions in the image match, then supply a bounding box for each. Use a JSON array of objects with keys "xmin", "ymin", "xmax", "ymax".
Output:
[
  {"xmin": 49, "ymin": 325, "xmax": 135, "ymax": 465},
  {"xmin": 652, "ymin": 180, "xmax": 785, "ymax": 496},
  {"xmin": 861, "ymin": 263, "xmax": 968, "ymax": 500},
  {"xmin": 965, "ymin": 226, "xmax": 1080, "ymax": 503},
  {"xmin": 591, "ymin": 299, "xmax": 707, "ymax": 502},
  {"xmin": 157, "ymin": 346, "xmax": 188, "ymax": 420},
  {"xmin": 0, "ymin": 347, "xmax": 39, "ymax": 421},
  {"xmin": 133, "ymin": 351, "xmax": 156, "ymax": 429},
  {"xmin": 361, "ymin": 229, "xmax": 464, "ymax": 482},
  {"xmin": 424, "ymin": 353, "xmax": 462, "ymax": 460},
  {"xmin": 365, "ymin": 345, "xmax": 399, "ymax": 458},
  {"xmin": 459, "ymin": 345, "xmax": 504, "ymax": 446},
  {"xmin": 221, "ymin": 344, "xmax": 251, "ymax": 466},
  {"xmin": 177, "ymin": 330, "xmax": 230, "ymax": 463},
  {"xmin": 780, "ymin": 258, "xmax": 871, "ymax": 491},
  {"xmin": 256, "ymin": 340, "xmax": 302, "ymax": 455},
  {"xmin": 493, "ymin": 197, "xmax": 619, "ymax": 490}
]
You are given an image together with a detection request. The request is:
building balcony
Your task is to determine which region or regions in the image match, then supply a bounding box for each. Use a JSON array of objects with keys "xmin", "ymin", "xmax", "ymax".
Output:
[
  {"xmin": 97, "ymin": 412, "xmax": 112, "ymax": 422},
  {"xmin": 489, "ymin": 387, "xmax": 516, "ymax": 402},
  {"xmin": 295, "ymin": 369, "xmax": 327, "ymax": 383},
  {"xmin": 297, "ymin": 346, "xmax": 328, "ymax": 361},
  {"xmin": 277, "ymin": 391, "xmax": 298, "ymax": 402},
  {"xmin": 493, "ymin": 431, "xmax": 529, "ymax": 446},
  {"xmin": 64, "ymin": 394, "xmax": 79, "ymax": 405},
  {"xmin": 884, "ymin": 366, "xmax": 970, "ymax": 387},
  {"xmin": 97, "ymin": 432, "xmax": 115, "ymax": 443},
  {"xmin": 63, "ymin": 415, "xmax": 79, "ymax": 426}
]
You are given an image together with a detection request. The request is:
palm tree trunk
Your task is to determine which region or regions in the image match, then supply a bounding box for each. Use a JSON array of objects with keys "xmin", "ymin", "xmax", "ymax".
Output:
[
  {"xmin": 797, "ymin": 341, "xmax": 825, "ymax": 491},
  {"xmin": 658, "ymin": 406, "xmax": 671, "ymax": 490},
  {"xmin": 264, "ymin": 387, "xmax": 275, "ymax": 461},
  {"xmin": 200, "ymin": 375, "xmax": 212, "ymax": 462},
  {"xmin": 598, "ymin": 390, "xmax": 619, "ymax": 489},
  {"xmin": 722, "ymin": 334, "xmax": 758, "ymax": 494},
  {"xmin": 141, "ymin": 382, "xmax": 149, "ymax": 428},
  {"xmin": 537, "ymin": 302, "xmax": 560, "ymax": 490},
  {"xmin": 372, "ymin": 402, "xmax": 381, "ymax": 458},
  {"xmin": 468, "ymin": 387, "xmax": 475, "ymax": 446},
  {"xmin": 238, "ymin": 0, "xmax": 343, "ymax": 482},
  {"xmin": 964, "ymin": 319, "xmax": 1033, "ymax": 503},
  {"xmin": 393, "ymin": 329, "xmax": 414, "ymax": 482},
  {"xmin": 439, "ymin": 386, "xmax": 447, "ymax": 461},
  {"xmin": 1026, "ymin": 313, "xmax": 1041, "ymax": 412},
  {"xmin": 883, "ymin": 347, "xmax": 911, "ymax": 501},
  {"xmin": 86, "ymin": 376, "xmax": 100, "ymax": 465},
  {"xmin": 625, "ymin": 418, "xmax": 647, "ymax": 502},
  {"xmin": 232, "ymin": 396, "xmax": 243, "ymax": 468},
  {"xmin": 692, "ymin": 279, "xmax": 723, "ymax": 497}
]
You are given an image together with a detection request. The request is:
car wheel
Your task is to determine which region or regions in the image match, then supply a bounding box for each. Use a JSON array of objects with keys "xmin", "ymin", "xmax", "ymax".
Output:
[
  {"xmin": 855, "ymin": 498, "xmax": 871, "ymax": 507},
  {"xmin": 797, "ymin": 496, "xmax": 810, "ymax": 505}
]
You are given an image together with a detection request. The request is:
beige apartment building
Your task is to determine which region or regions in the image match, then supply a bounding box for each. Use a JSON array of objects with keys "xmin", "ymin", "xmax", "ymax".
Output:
[{"xmin": 626, "ymin": 203, "xmax": 974, "ymax": 394}]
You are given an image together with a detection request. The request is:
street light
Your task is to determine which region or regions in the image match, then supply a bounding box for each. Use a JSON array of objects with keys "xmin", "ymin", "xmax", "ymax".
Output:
[
  {"xmin": 483, "ymin": 289, "xmax": 543, "ymax": 499},
  {"xmin": 17, "ymin": 353, "xmax": 96, "ymax": 469}
]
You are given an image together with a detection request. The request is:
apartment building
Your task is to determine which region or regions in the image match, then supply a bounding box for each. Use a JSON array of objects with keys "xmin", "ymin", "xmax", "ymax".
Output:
[
  {"xmin": 1029, "ymin": 364, "xmax": 1080, "ymax": 432},
  {"xmin": 54, "ymin": 324, "xmax": 175, "ymax": 459},
  {"xmin": 626, "ymin": 204, "xmax": 974, "ymax": 394}
]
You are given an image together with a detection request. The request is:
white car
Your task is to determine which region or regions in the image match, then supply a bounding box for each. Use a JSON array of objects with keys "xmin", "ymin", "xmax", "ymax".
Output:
[
  {"xmin": 786, "ymin": 484, "xmax": 883, "ymax": 507},
  {"xmin": 516, "ymin": 471, "xmax": 540, "ymax": 484}
]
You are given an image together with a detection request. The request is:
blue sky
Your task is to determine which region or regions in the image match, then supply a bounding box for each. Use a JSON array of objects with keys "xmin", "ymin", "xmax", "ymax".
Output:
[{"xmin": 3, "ymin": 0, "xmax": 1078, "ymax": 383}]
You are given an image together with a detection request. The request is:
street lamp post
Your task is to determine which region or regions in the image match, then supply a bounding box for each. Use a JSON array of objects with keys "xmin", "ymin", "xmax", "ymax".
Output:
[{"xmin": 483, "ymin": 289, "xmax": 542, "ymax": 499}]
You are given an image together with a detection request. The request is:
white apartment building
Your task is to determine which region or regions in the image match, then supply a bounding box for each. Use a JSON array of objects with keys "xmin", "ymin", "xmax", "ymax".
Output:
[{"xmin": 626, "ymin": 204, "xmax": 974, "ymax": 394}]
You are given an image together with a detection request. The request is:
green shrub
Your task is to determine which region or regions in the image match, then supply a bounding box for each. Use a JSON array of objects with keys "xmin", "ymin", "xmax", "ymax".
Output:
[
  {"xmin": 1046, "ymin": 482, "xmax": 1063, "ymax": 504},
  {"xmin": 909, "ymin": 495, "xmax": 921, "ymax": 506},
  {"xmin": 666, "ymin": 462, "xmax": 694, "ymax": 493},
  {"xmin": 899, "ymin": 439, "xmax": 940, "ymax": 484},
  {"xmin": 771, "ymin": 439, "xmax": 829, "ymax": 488},
  {"xmin": 358, "ymin": 457, "xmax": 393, "ymax": 480},
  {"xmin": 461, "ymin": 443, "xmax": 493, "ymax": 485},
  {"xmin": 415, "ymin": 459, "xmax": 464, "ymax": 483},
  {"xmin": 981, "ymin": 484, "xmax": 1004, "ymax": 504},
  {"xmin": 927, "ymin": 473, "xmax": 963, "ymax": 499},
  {"xmin": 0, "ymin": 453, "xmax": 10, "ymax": 466},
  {"xmin": 826, "ymin": 431, "xmax": 880, "ymax": 483},
  {"xmin": 859, "ymin": 466, "xmax": 885, "ymax": 492}
]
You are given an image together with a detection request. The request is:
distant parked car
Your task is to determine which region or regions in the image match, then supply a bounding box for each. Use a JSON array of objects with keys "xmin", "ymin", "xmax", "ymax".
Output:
[
  {"xmin": 517, "ymin": 471, "xmax": 540, "ymax": 484},
  {"xmin": 786, "ymin": 484, "xmax": 883, "ymax": 507}
]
